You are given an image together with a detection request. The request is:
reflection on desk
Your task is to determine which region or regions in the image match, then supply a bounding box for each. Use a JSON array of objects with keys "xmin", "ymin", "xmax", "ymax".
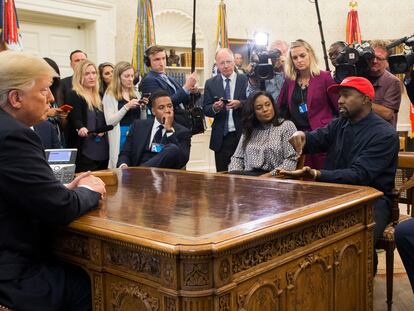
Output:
[{"xmin": 55, "ymin": 167, "xmax": 381, "ymax": 311}]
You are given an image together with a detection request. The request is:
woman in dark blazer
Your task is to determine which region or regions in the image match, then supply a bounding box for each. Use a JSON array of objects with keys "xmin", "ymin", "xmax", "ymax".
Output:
[
  {"xmin": 66, "ymin": 59, "xmax": 109, "ymax": 172},
  {"xmin": 278, "ymin": 39, "xmax": 339, "ymax": 169}
]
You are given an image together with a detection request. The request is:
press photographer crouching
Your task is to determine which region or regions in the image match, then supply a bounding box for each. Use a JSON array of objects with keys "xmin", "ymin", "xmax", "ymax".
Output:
[
  {"xmin": 334, "ymin": 40, "xmax": 401, "ymax": 128},
  {"xmin": 246, "ymin": 47, "xmax": 285, "ymax": 102}
]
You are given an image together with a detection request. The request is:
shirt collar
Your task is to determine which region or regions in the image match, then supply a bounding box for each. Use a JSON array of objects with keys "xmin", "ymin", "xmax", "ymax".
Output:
[
  {"xmin": 341, "ymin": 110, "xmax": 376, "ymax": 132},
  {"xmin": 221, "ymin": 71, "xmax": 237, "ymax": 82}
]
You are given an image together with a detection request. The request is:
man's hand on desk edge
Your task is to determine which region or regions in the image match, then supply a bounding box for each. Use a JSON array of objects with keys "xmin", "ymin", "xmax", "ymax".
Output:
[
  {"xmin": 273, "ymin": 166, "xmax": 320, "ymax": 180},
  {"xmin": 65, "ymin": 171, "xmax": 106, "ymax": 198}
]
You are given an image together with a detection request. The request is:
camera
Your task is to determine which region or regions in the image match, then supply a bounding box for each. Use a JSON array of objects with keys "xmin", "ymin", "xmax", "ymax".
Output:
[
  {"xmin": 334, "ymin": 42, "xmax": 375, "ymax": 82},
  {"xmin": 248, "ymin": 47, "xmax": 281, "ymax": 81},
  {"xmin": 388, "ymin": 36, "xmax": 414, "ymax": 74}
]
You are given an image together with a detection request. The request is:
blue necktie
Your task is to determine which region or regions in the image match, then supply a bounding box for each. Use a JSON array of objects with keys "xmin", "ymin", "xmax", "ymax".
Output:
[
  {"xmin": 224, "ymin": 78, "xmax": 231, "ymax": 136},
  {"xmin": 161, "ymin": 74, "xmax": 176, "ymax": 92}
]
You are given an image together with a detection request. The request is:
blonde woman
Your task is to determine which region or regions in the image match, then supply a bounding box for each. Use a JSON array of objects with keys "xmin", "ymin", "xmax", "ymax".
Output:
[
  {"xmin": 277, "ymin": 39, "xmax": 338, "ymax": 169},
  {"xmin": 103, "ymin": 61, "xmax": 147, "ymax": 168},
  {"xmin": 66, "ymin": 59, "xmax": 109, "ymax": 172}
]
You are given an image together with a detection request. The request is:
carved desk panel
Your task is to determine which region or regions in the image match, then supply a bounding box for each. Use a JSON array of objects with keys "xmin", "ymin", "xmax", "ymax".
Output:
[{"xmin": 55, "ymin": 168, "xmax": 380, "ymax": 311}]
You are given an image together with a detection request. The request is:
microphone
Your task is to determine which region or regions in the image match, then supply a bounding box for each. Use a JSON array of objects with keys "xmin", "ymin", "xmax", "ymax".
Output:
[
  {"xmin": 386, "ymin": 35, "xmax": 414, "ymax": 50},
  {"xmin": 87, "ymin": 125, "xmax": 114, "ymax": 135}
]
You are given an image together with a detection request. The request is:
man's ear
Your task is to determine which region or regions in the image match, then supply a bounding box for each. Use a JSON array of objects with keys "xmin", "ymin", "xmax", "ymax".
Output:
[{"xmin": 7, "ymin": 90, "xmax": 23, "ymax": 109}]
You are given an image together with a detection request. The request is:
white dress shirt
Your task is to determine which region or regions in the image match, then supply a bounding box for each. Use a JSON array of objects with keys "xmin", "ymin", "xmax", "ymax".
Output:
[{"xmin": 221, "ymin": 71, "xmax": 237, "ymax": 132}]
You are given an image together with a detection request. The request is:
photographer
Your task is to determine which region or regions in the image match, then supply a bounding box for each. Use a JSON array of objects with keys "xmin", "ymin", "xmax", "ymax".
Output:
[
  {"xmin": 246, "ymin": 48, "xmax": 285, "ymax": 102},
  {"xmin": 367, "ymin": 40, "xmax": 402, "ymax": 128}
]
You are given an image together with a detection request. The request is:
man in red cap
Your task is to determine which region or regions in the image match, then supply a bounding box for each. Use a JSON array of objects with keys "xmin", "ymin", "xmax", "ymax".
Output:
[{"xmin": 276, "ymin": 76, "xmax": 399, "ymax": 272}]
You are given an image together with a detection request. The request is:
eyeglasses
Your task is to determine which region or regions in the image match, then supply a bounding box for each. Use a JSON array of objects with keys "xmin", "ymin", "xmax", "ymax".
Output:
[
  {"xmin": 374, "ymin": 55, "xmax": 387, "ymax": 62},
  {"xmin": 217, "ymin": 60, "xmax": 233, "ymax": 66}
]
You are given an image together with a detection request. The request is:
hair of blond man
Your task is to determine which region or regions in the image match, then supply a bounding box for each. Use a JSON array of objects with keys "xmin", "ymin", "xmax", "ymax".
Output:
[
  {"xmin": 215, "ymin": 48, "xmax": 234, "ymax": 61},
  {"xmin": 72, "ymin": 59, "xmax": 102, "ymax": 111},
  {"xmin": 285, "ymin": 39, "xmax": 321, "ymax": 81},
  {"xmin": 0, "ymin": 51, "xmax": 57, "ymax": 108},
  {"xmin": 369, "ymin": 39, "xmax": 390, "ymax": 57},
  {"xmin": 106, "ymin": 61, "xmax": 136, "ymax": 101}
]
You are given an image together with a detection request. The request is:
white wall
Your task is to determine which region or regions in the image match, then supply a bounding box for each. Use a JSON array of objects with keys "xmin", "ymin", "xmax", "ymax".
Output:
[{"xmin": 101, "ymin": 0, "xmax": 414, "ymax": 128}]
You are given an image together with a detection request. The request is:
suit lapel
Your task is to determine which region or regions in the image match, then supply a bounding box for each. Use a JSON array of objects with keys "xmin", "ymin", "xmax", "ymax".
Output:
[
  {"xmin": 214, "ymin": 75, "xmax": 226, "ymax": 98},
  {"xmin": 234, "ymin": 74, "xmax": 242, "ymax": 99},
  {"xmin": 136, "ymin": 119, "xmax": 154, "ymax": 156}
]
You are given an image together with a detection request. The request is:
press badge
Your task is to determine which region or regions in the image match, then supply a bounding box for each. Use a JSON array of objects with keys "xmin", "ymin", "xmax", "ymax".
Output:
[
  {"xmin": 151, "ymin": 143, "xmax": 164, "ymax": 153},
  {"xmin": 299, "ymin": 102, "xmax": 308, "ymax": 113}
]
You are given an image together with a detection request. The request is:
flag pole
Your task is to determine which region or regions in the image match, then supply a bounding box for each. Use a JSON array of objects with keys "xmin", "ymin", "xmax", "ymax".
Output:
[
  {"xmin": 312, "ymin": 0, "xmax": 330, "ymax": 71},
  {"xmin": 191, "ymin": 0, "xmax": 196, "ymax": 73}
]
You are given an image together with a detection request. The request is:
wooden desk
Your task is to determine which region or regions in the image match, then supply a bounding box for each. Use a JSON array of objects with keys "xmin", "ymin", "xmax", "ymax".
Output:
[{"xmin": 55, "ymin": 168, "xmax": 381, "ymax": 311}]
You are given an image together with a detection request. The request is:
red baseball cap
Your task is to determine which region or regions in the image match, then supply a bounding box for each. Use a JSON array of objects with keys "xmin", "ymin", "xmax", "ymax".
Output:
[{"xmin": 327, "ymin": 76, "xmax": 375, "ymax": 100}]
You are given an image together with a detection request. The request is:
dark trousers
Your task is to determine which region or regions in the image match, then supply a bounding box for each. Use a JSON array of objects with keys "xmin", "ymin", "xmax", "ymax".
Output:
[
  {"xmin": 0, "ymin": 263, "xmax": 91, "ymax": 311},
  {"xmin": 395, "ymin": 218, "xmax": 414, "ymax": 292},
  {"xmin": 76, "ymin": 154, "xmax": 108, "ymax": 173},
  {"xmin": 214, "ymin": 132, "xmax": 239, "ymax": 172},
  {"xmin": 141, "ymin": 144, "xmax": 184, "ymax": 169},
  {"xmin": 373, "ymin": 196, "xmax": 392, "ymax": 274}
]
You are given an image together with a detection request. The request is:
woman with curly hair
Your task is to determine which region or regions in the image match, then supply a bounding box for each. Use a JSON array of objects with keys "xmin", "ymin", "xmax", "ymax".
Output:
[{"xmin": 228, "ymin": 91, "xmax": 297, "ymax": 176}]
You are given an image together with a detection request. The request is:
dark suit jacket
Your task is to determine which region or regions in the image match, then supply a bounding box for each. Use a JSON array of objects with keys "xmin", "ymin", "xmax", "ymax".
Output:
[
  {"xmin": 60, "ymin": 75, "xmax": 73, "ymax": 104},
  {"xmin": 34, "ymin": 120, "xmax": 61, "ymax": 149},
  {"xmin": 406, "ymin": 71, "xmax": 414, "ymax": 104},
  {"xmin": 0, "ymin": 108, "xmax": 100, "ymax": 308},
  {"xmin": 141, "ymin": 70, "xmax": 189, "ymax": 108},
  {"xmin": 277, "ymin": 70, "xmax": 339, "ymax": 131},
  {"xmin": 117, "ymin": 119, "xmax": 191, "ymax": 168},
  {"xmin": 202, "ymin": 73, "xmax": 248, "ymax": 151}
]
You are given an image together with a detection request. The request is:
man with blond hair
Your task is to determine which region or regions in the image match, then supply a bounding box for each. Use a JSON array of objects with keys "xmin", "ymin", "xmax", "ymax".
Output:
[{"xmin": 0, "ymin": 51, "xmax": 105, "ymax": 310}]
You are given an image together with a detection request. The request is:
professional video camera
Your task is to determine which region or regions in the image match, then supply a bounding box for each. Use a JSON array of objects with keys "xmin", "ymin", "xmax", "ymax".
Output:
[
  {"xmin": 248, "ymin": 47, "xmax": 281, "ymax": 81},
  {"xmin": 387, "ymin": 35, "xmax": 414, "ymax": 74},
  {"xmin": 334, "ymin": 42, "xmax": 375, "ymax": 83}
]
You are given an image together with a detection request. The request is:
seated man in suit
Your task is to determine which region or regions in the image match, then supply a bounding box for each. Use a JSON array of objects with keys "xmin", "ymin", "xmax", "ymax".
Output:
[
  {"xmin": 140, "ymin": 45, "xmax": 198, "ymax": 128},
  {"xmin": 277, "ymin": 76, "xmax": 398, "ymax": 273},
  {"xmin": 0, "ymin": 51, "xmax": 105, "ymax": 310},
  {"xmin": 203, "ymin": 48, "xmax": 248, "ymax": 172},
  {"xmin": 117, "ymin": 90, "xmax": 191, "ymax": 169}
]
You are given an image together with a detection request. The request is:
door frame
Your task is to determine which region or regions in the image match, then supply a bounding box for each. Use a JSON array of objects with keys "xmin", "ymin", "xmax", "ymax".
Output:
[{"xmin": 16, "ymin": 0, "xmax": 116, "ymax": 64}]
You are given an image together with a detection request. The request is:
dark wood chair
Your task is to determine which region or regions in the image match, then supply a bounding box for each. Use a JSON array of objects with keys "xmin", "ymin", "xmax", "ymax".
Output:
[
  {"xmin": 395, "ymin": 152, "xmax": 414, "ymax": 216},
  {"xmin": 376, "ymin": 162, "xmax": 414, "ymax": 311}
]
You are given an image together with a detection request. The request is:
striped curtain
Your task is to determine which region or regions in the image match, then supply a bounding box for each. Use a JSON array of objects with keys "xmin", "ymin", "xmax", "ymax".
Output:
[
  {"xmin": 132, "ymin": 0, "xmax": 156, "ymax": 77},
  {"xmin": 215, "ymin": 0, "xmax": 228, "ymax": 51},
  {"xmin": 0, "ymin": 0, "xmax": 22, "ymax": 50},
  {"xmin": 345, "ymin": 1, "xmax": 362, "ymax": 45}
]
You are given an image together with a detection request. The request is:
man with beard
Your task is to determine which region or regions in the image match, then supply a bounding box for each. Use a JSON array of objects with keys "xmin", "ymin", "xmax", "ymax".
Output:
[{"xmin": 276, "ymin": 76, "xmax": 398, "ymax": 271}]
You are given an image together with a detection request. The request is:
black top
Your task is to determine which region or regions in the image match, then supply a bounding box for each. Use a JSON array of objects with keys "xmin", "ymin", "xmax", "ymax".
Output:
[
  {"xmin": 289, "ymin": 82, "xmax": 310, "ymax": 130},
  {"xmin": 118, "ymin": 98, "xmax": 140, "ymax": 126},
  {"xmin": 304, "ymin": 111, "xmax": 398, "ymax": 198}
]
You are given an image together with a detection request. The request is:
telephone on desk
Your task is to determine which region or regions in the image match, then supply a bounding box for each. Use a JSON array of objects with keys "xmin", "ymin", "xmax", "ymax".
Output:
[{"xmin": 45, "ymin": 148, "xmax": 77, "ymax": 183}]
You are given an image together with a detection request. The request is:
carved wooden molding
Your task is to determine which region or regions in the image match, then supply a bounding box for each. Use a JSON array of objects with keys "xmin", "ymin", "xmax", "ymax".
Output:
[
  {"xmin": 55, "ymin": 232, "xmax": 90, "ymax": 260},
  {"xmin": 219, "ymin": 259, "xmax": 231, "ymax": 282},
  {"xmin": 367, "ymin": 229, "xmax": 374, "ymax": 310},
  {"xmin": 232, "ymin": 210, "xmax": 362, "ymax": 274},
  {"xmin": 237, "ymin": 277, "xmax": 282, "ymax": 311},
  {"xmin": 163, "ymin": 262, "xmax": 174, "ymax": 285},
  {"xmin": 165, "ymin": 297, "xmax": 176, "ymax": 311},
  {"xmin": 111, "ymin": 283, "xmax": 159, "ymax": 311},
  {"xmin": 93, "ymin": 273, "xmax": 104, "ymax": 311},
  {"xmin": 219, "ymin": 293, "xmax": 230, "ymax": 311},
  {"xmin": 183, "ymin": 263, "xmax": 209, "ymax": 286},
  {"xmin": 104, "ymin": 244, "xmax": 161, "ymax": 278}
]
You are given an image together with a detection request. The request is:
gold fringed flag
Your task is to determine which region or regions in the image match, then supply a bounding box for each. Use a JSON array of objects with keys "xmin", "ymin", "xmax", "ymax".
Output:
[
  {"xmin": 215, "ymin": 0, "xmax": 228, "ymax": 51},
  {"xmin": 132, "ymin": 0, "xmax": 156, "ymax": 77},
  {"xmin": 346, "ymin": 1, "xmax": 362, "ymax": 45},
  {"xmin": 0, "ymin": 0, "xmax": 22, "ymax": 51}
]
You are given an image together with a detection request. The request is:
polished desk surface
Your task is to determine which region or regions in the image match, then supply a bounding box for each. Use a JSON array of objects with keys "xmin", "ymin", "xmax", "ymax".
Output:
[{"xmin": 70, "ymin": 168, "xmax": 381, "ymax": 253}]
